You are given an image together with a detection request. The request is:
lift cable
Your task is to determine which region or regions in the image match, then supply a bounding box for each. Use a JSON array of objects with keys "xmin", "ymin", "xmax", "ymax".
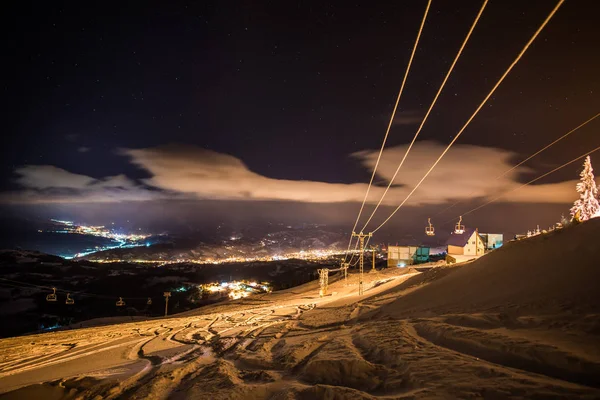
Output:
[
  {"xmin": 346, "ymin": 235, "xmax": 362, "ymax": 267},
  {"xmin": 343, "ymin": 0, "xmax": 432, "ymax": 262},
  {"xmin": 0, "ymin": 277, "xmax": 148, "ymax": 300},
  {"xmin": 342, "ymin": 235, "xmax": 359, "ymax": 264},
  {"xmin": 435, "ymin": 111, "xmax": 600, "ymax": 217},
  {"xmin": 368, "ymin": 0, "xmax": 565, "ymax": 235},
  {"xmin": 360, "ymin": 0, "xmax": 489, "ymax": 232},
  {"xmin": 348, "ymin": 236, "xmax": 373, "ymax": 268}
]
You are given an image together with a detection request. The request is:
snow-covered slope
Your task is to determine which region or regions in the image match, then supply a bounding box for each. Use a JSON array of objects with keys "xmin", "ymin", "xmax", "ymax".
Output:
[
  {"xmin": 381, "ymin": 217, "xmax": 600, "ymax": 318},
  {"xmin": 0, "ymin": 220, "xmax": 599, "ymax": 399}
]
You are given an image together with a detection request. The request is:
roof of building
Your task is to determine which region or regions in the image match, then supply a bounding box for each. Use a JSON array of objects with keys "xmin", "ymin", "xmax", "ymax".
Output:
[{"xmin": 446, "ymin": 228, "xmax": 477, "ymax": 247}]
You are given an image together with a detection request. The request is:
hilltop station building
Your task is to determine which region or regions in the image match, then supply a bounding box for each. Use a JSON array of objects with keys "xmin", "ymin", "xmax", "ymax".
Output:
[{"xmin": 386, "ymin": 229, "xmax": 503, "ymax": 267}]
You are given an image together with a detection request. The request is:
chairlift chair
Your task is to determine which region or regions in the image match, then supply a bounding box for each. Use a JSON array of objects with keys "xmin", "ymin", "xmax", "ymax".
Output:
[
  {"xmin": 454, "ymin": 216, "xmax": 465, "ymax": 234},
  {"xmin": 425, "ymin": 218, "xmax": 435, "ymax": 236},
  {"xmin": 147, "ymin": 297, "xmax": 152, "ymax": 305},
  {"xmin": 65, "ymin": 293, "xmax": 74, "ymax": 305},
  {"xmin": 116, "ymin": 297, "xmax": 126, "ymax": 307},
  {"xmin": 46, "ymin": 287, "xmax": 57, "ymax": 302}
]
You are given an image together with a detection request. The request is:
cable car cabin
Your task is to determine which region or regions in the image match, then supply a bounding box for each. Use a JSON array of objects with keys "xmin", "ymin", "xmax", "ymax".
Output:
[
  {"xmin": 425, "ymin": 218, "xmax": 435, "ymax": 236},
  {"xmin": 454, "ymin": 216, "xmax": 465, "ymax": 234},
  {"xmin": 66, "ymin": 293, "xmax": 74, "ymax": 305},
  {"xmin": 46, "ymin": 287, "xmax": 57, "ymax": 302},
  {"xmin": 116, "ymin": 297, "xmax": 126, "ymax": 307},
  {"xmin": 147, "ymin": 297, "xmax": 152, "ymax": 305}
]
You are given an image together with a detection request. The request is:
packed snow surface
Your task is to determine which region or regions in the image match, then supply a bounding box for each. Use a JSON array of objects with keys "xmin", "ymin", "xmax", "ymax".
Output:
[{"xmin": 1, "ymin": 220, "xmax": 600, "ymax": 399}]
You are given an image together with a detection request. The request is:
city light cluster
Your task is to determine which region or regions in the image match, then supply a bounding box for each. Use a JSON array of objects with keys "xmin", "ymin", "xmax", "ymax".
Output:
[
  {"xmin": 49, "ymin": 219, "xmax": 150, "ymax": 242},
  {"xmin": 199, "ymin": 280, "xmax": 271, "ymax": 300},
  {"xmin": 46, "ymin": 219, "xmax": 357, "ymax": 264},
  {"xmin": 90, "ymin": 247, "xmax": 354, "ymax": 266},
  {"xmin": 46, "ymin": 219, "xmax": 151, "ymax": 258}
]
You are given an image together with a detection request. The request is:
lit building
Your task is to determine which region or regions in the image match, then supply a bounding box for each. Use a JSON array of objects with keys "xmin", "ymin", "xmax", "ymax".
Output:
[
  {"xmin": 387, "ymin": 245, "xmax": 430, "ymax": 267},
  {"xmin": 478, "ymin": 233, "xmax": 503, "ymax": 250},
  {"xmin": 446, "ymin": 228, "xmax": 485, "ymax": 256}
]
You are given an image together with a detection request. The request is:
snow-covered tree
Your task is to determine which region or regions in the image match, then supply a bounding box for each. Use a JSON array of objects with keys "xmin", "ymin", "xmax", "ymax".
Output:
[{"xmin": 570, "ymin": 155, "xmax": 599, "ymax": 221}]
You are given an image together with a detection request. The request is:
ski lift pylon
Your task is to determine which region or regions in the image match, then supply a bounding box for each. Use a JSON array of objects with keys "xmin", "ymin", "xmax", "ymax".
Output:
[
  {"xmin": 116, "ymin": 297, "xmax": 126, "ymax": 307},
  {"xmin": 454, "ymin": 216, "xmax": 465, "ymax": 234},
  {"xmin": 425, "ymin": 218, "xmax": 435, "ymax": 236},
  {"xmin": 66, "ymin": 293, "xmax": 74, "ymax": 305},
  {"xmin": 46, "ymin": 287, "xmax": 57, "ymax": 302}
]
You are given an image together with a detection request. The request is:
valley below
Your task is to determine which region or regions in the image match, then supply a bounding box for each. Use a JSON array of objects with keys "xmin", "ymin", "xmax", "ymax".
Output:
[{"xmin": 0, "ymin": 220, "xmax": 599, "ymax": 399}]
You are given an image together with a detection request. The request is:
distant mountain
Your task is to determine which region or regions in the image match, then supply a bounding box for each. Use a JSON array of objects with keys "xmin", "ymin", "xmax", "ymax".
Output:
[
  {"xmin": 0, "ymin": 217, "xmax": 123, "ymax": 258},
  {"xmin": 81, "ymin": 227, "xmax": 347, "ymax": 261},
  {"xmin": 0, "ymin": 249, "xmax": 66, "ymax": 265}
]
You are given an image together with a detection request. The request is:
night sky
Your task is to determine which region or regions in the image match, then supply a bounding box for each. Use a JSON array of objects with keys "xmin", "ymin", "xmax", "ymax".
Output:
[{"xmin": 2, "ymin": 0, "xmax": 599, "ymax": 239}]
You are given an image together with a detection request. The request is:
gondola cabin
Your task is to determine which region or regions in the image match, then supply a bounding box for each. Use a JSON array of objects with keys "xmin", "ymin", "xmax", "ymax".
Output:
[
  {"xmin": 454, "ymin": 216, "xmax": 465, "ymax": 234},
  {"xmin": 425, "ymin": 218, "xmax": 435, "ymax": 236},
  {"xmin": 46, "ymin": 287, "xmax": 57, "ymax": 302}
]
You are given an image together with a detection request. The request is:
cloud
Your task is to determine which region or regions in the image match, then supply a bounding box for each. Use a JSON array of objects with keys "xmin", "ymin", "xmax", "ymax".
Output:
[
  {"xmin": 4, "ymin": 166, "xmax": 166, "ymax": 204},
  {"xmin": 120, "ymin": 145, "xmax": 376, "ymax": 203},
  {"xmin": 392, "ymin": 110, "xmax": 423, "ymax": 126},
  {"xmin": 353, "ymin": 141, "xmax": 580, "ymax": 205},
  {"xmin": 121, "ymin": 142, "xmax": 579, "ymax": 205},
  {"xmin": 14, "ymin": 166, "xmax": 95, "ymax": 189},
  {"xmin": 505, "ymin": 180, "xmax": 577, "ymax": 204},
  {"xmin": 77, "ymin": 146, "xmax": 91, "ymax": 153},
  {"xmin": 2, "ymin": 142, "xmax": 583, "ymax": 206}
]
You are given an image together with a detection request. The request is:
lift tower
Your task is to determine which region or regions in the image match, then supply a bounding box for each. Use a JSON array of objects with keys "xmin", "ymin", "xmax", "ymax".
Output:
[
  {"xmin": 352, "ymin": 231, "xmax": 372, "ymax": 295},
  {"xmin": 163, "ymin": 291, "xmax": 171, "ymax": 317},
  {"xmin": 372, "ymin": 248, "xmax": 376, "ymax": 272},
  {"xmin": 318, "ymin": 268, "xmax": 329, "ymax": 297},
  {"xmin": 341, "ymin": 262, "xmax": 349, "ymax": 283}
]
